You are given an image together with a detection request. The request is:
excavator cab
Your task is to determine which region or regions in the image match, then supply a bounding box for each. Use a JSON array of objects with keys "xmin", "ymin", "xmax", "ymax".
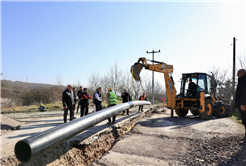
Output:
[
  {"xmin": 180, "ymin": 73, "xmax": 210, "ymax": 98},
  {"xmin": 176, "ymin": 72, "xmax": 228, "ymax": 119}
]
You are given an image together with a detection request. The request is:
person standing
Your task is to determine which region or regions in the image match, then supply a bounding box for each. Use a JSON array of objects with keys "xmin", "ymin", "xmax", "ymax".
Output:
[
  {"xmin": 62, "ymin": 84, "xmax": 75, "ymax": 123},
  {"xmin": 80, "ymin": 88, "xmax": 92, "ymax": 117},
  {"xmin": 235, "ymin": 69, "xmax": 246, "ymax": 145},
  {"xmin": 94, "ymin": 87, "xmax": 103, "ymax": 111},
  {"xmin": 107, "ymin": 88, "xmax": 117, "ymax": 124},
  {"xmin": 76, "ymin": 86, "xmax": 83, "ymax": 113},
  {"xmin": 139, "ymin": 93, "xmax": 147, "ymax": 112},
  {"xmin": 121, "ymin": 89, "xmax": 131, "ymax": 115},
  {"xmin": 72, "ymin": 87, "xmax": 78, "ymax": 119}
]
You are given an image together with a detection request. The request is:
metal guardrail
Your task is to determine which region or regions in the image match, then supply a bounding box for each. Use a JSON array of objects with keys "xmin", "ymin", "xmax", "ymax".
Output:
[{"xmin": 14, "ymin": 101, "xmax": 151, "ymax": 163}]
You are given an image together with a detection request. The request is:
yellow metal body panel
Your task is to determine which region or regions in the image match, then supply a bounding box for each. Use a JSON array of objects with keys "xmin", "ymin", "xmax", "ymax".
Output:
[
  {"xmin": 211, "ymin": 92, "xmax": 216, "ymax": 103},
  {"xmin": 199, "ymin": 92, "xmax": 205, "ymax": 113},
  {"xmin": 136, "ymin": 57, "xmax": 176, "ymax": 110},
  {"xmin": 164, "ymin": 73, "xmax": 177, "ymax": 109}
]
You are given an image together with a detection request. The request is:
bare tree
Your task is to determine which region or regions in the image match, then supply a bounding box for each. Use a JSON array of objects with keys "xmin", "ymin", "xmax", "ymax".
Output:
[
  {"xmin": 208, "ymin": 66, "xmax": 232, "ymax": 103},
  {"xmin": 238, "ymin": 53, "xmax": 246, "ymax": 69},
  {"xmin": 88, "ymin": 73, "xmax": 102, "ymax": 91},
  {"xmin": 73, "ymin": 77, "xmax": 82, "ymax": 89},
  {"xmin": 103, "ymin": 62, "xmax": 124, "ymax": 95},
  {"xmin": 56, "ymin": 73, "xmax": 63, "ymax": 87}
]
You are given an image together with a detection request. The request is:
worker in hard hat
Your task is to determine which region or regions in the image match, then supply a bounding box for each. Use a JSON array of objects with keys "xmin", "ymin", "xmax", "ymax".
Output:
[
  {"xmin": 106, "ymin": 88, "xmax": 117, "ymax": 124},
  {"xmin": 139, "ymin": 93, "xmax": 147, "ymax": 112}
]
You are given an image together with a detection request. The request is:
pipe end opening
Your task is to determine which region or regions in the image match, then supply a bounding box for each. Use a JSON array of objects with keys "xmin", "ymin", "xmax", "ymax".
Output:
[{"xmin": 14, "ymin": 141, "xmax": 32, "ymax": 163}]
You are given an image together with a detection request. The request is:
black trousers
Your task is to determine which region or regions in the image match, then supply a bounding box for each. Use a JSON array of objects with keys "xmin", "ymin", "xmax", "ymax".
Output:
[
  {"xmin": 122, "ymin": 109, "xmax": 129, "ymax": 115},
  {"xmin": 95, "ymin": 103, "xmax": 102, "ymax": 112},
  {"xmin": 64, "ymin": 107, "xmax": 74, "ymax": 123},
  {"xmin": 81, "ymin": 105, "xmax": 89, "ymax": 117},
  {"xmin": 76, "ymin": 103, "xmax": 80, "ymax": 113},
  {"xmin": 239, "ymin": 108, "xmax": 246, "ymax": 134},
  {"xmin": 139, "ymin": 105, "xmax": 143, "ymax": 112},
  {"xmin": 108, "ymin": 104, "xmax": 116, "ymax": 123}
]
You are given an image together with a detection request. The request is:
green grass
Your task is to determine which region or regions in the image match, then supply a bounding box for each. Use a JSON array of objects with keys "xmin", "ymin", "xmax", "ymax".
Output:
[
  {"xmin": 230, "ymin": 112, "xmax": 242, "ymax": 124},
  {"xmin": 2, "ymin": 102, "xmax": 63, "ymax": 112}
]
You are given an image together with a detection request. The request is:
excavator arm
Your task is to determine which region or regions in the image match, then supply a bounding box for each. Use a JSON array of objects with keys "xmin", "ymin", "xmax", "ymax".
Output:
[{"xmin": 131, "ymin": 57, "xmax": 177, "ymax": 110}]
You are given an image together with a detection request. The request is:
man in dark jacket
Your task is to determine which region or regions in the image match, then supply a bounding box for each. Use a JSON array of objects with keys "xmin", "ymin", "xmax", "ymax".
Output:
[
  {"xmin": 235, "ymin": 69, "xmax": 246, "ymax": 145},
  {"xmin": 76, "ymin": 86, "xmax": 83, "ymax": 113},
  {"xmin": 62, "ymin": 84, "xmax": 75, "ymax": 123},
  {"xmin": 94, "ymin": 87, "xmax": 103, "ymax": 111},
  {"xmin": 80, "ymin": 88, "xmax": 91, "ymax": 117},
  {"xmin": 121, "ymin": 89, "xmax": 131, "ymax": 115}
]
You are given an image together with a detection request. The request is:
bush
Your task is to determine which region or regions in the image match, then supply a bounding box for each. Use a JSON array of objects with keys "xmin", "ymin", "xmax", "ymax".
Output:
[{"xmin": 21, "ymin": 87, "xmax": 64, "ymax": 106}]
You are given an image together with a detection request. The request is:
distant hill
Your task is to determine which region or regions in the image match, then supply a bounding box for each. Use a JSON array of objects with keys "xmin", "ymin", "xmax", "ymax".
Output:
[{"xmin": 1, "ymin": 80, "xmax": 66, "ymax": 90}]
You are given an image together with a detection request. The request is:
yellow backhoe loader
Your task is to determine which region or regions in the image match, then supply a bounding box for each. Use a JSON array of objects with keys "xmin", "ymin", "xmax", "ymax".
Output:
[{"xmin": 131, "ymin": 57, "xmax": 228, "ymax": 120}]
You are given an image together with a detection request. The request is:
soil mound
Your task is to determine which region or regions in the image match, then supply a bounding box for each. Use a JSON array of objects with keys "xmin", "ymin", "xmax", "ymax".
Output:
[{"xmin": 1, "ymin": 115, "xmax": 22, "ymax": 132}]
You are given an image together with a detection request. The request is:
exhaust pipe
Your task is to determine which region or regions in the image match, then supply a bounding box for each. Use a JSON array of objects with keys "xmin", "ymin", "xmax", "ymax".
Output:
[{"xmin": 14, "ymin": 101, "xmax": 151, "ymax": 163}]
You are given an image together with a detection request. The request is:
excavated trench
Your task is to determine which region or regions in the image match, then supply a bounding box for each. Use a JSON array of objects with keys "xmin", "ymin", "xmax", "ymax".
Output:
[{"xmin": 1, "ymin": 107, "xmax": 158, "ymax": 166}]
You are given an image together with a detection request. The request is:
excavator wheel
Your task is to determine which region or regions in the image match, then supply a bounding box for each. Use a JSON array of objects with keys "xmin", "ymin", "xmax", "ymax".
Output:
[
  {"xmin": 214, "ymin": 104, "xmax": 228, "ymax": 118},
  {"xmin": 175, "ymin": 109, "xmax": 188, "ymax": 117},
  {"xmin": 190, "ymin": 110, "xmax": 199, "ymax": 116},
  {"xmin": 199, "ymin": 99, "xmax": 213, "ymax": 120}
]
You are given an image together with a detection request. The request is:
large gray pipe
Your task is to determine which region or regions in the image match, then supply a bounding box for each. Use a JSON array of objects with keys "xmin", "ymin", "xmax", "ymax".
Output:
[{"xmin": 14, "ymin": 101, "xmax": 151, "ymax": 163}]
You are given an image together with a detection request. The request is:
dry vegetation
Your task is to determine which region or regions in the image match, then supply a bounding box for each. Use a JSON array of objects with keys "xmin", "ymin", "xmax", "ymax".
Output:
[{"xmin": 1, "ymin": 80, "xmax": 64, "ymax": 111}]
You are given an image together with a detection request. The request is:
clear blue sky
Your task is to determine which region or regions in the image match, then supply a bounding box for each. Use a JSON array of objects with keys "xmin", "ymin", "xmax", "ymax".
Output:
[{"xmin": 1, "ymin": 1, "xmax": 245, "ymax": 92}]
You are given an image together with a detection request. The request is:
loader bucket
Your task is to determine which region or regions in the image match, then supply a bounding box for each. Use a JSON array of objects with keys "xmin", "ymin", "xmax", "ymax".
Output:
[{"xmin": 130, "ymin": 63, "xmax": 143, "ymax": 81}]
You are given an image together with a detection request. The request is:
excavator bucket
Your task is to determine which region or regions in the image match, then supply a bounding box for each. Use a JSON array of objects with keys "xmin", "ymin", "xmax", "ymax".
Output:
[{"xmin": 130, "ymin": 63, "xmax": 143, "ymax": 81}]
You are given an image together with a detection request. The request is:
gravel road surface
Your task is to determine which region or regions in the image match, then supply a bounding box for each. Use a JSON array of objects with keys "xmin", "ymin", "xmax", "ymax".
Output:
[{"xmin": 90, "ymin": 109, "xmax": 246, "ymax": 166}]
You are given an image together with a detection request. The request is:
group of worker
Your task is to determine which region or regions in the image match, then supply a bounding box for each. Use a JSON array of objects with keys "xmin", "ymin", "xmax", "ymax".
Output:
[{"xmin": 62, "ymin": 85, "xmax": 147, "ymax": 124}]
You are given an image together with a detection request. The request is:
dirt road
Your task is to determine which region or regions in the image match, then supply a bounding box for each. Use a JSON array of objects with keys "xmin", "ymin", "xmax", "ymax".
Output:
[{"xmin": 90, "ymin": 109, "xmax": 246, "ymax": 166}]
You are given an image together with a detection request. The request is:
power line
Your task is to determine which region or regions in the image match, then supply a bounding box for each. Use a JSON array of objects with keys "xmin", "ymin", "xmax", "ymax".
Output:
[
  {"xmin": 210, "ymin": 44, "xmax": 232, "ymax": 62},
  {"xmin": 58, "ymin": 1, "xmax": 144, "ymax": 51},
  {"xmin": 78, "ymin": 1, "xmax": 157, "ymax": 49},
  {"xmin": 69, "ymin": 1, "xmax": 156, "ymax": 50}
]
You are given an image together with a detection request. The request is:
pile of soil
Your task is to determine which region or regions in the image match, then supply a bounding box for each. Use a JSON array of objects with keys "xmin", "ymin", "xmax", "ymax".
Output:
[{"xmin": 1, "ymin": 115, "xmax": 22, "ymax": 134}]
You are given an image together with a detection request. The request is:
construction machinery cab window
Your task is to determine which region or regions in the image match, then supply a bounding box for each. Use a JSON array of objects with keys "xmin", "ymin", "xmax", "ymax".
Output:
[{"xmin": 181, "ymin": 73, "xmax": 208, "ymax": 98}]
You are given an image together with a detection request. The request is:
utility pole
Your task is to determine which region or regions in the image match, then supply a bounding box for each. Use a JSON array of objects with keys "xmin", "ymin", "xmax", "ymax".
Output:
[
  {"xmin": 146, "ymin": 49, "xmax": 160, "ymax": 105},
  {"xmin": 230, "ymin": 37, "xmax": 236, "ymax": 115}
]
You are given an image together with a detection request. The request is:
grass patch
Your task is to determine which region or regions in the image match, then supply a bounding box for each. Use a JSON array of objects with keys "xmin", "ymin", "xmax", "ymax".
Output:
[
  {"xmin": 44, "ymin": 101, "xmax": 63, "ymax": 109},
  {"xmin": 2, "ymin": 102, "xmax": 63, "ymax": 112},
  {"xmin": 230, "ymin": 112, "xmax": 242, "ymax": 124}
]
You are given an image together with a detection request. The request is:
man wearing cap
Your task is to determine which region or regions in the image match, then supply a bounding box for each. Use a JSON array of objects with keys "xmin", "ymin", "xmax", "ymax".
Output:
[
  {"xmin": 94, "ymin": 87, "xmax": 103, "ymax": 111},
  {"xmin": 107, "ymin": 88, "xmax": 117, "ymax": 124},
  {"xmin": 235, "ymin": 69, "xmax": 246, "ymax": 145},
  {"xmin": 139, "ymin": 93, "xmax": 147, "ymax": 112},
  {"xmin": 62, "ymin": 84, "xmax": 75, "ymax": 123}
]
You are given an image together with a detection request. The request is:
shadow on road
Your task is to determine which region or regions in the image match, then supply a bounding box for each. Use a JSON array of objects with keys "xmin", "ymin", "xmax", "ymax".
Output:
[{"xmin": 137, "ymin": 114, "xmax": 222, "ymax": 130}]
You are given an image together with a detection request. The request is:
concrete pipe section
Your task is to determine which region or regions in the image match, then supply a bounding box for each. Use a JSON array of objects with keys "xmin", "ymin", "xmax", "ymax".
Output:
[{"xmin": 14, "ymin": 101, "xmax": 151, "ymax": 163}]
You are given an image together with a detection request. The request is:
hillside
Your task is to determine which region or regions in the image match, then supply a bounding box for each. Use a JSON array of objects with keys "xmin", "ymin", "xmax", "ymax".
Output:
[{"xmin": 1, "ymin": 80, "xmax": 65, "ymax": 90}]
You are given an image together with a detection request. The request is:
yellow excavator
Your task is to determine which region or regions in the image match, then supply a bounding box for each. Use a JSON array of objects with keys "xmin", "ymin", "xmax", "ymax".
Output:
[{"xmin": 131, "ymin": 57, "xmax": 228, "ymax": 120}]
